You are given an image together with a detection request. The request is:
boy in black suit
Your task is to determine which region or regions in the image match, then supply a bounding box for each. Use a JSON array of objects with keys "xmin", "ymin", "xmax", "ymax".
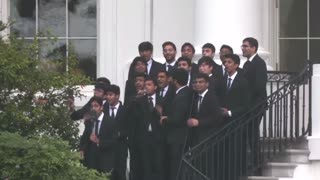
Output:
[
  {"xmin": 177, "ymin": 56, "xmax": 196, "ymax": 87},
  {"xmin": 80, "ymin": 96, "xmax": 117, "ymax": 174},
  {"xmin": 160, "ymin": 68, "xmax": 193, "ymax": 180},
  {"xmin": 162, "ymin": 41, "xmax": 178, "ymax": 72},
  {"xmin": 220, "ymin": 54, "xmax": 251, "ymax": 179},
  {"xmin": 133, "ymin": 77, "xmax": 165, "ymax": 180}
]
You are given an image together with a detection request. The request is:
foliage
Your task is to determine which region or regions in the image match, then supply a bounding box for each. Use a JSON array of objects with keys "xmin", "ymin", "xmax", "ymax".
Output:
[
  {"xmin": 0, "ymin": 21, "xmax": 91, "ymax": 148},
  {"xmin": 0, "ymin": 132, "xmax": 108, "ymax": 180}
]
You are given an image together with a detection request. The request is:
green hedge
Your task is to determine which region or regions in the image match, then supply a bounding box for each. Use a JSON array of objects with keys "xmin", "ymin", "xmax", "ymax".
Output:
[{"xmin": 0, "ymin": 132, "xmax": 108, "ymax": 180}]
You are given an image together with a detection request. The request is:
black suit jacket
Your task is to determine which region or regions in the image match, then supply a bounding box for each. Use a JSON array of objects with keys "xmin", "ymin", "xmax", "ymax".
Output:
[
  {"xmin": 243, "ymin": 54, "xmax": 267, "ymax": 105},
  {"xmin": 133, "ymin": 95, "xmax": 164, "ymax": 141},
  {"xmin": 157, "ymin": 85, "xmax": 175, "ymax": 116},
  {"xmin": 190, "ymin": 89, "xmax": 222, "ymax": 144},
  {"xmin": 165, "ymin": 86, "xmax": 194, "ymax": 144},
  {"xmin": 220, "ymin": 72, "xmax": 251, "ymax": 122}
]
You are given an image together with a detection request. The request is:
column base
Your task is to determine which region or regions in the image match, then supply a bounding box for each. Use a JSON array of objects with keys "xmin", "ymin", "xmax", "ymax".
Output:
[{"xmin": 307, "ymin": 136, "xmax": 320, "ymax": 160}]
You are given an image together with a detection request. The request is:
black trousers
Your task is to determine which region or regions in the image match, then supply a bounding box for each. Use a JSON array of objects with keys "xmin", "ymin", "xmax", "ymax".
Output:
[
  {"xmin": 140, "ymin": 133, "xmax": 165, "ymax": 180},
  {"xmin": 166, "ymin": 143, "xmax": 185, "ymax": 180}
]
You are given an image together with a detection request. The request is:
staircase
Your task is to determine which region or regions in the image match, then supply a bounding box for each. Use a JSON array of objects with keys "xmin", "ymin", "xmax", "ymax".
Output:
[{"xmin": 247, "ymin": 138, "xmax": 310, "ymax": 180}]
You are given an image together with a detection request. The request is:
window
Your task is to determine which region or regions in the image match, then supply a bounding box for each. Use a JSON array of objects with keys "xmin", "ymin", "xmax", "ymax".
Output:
[
  {"xmin": 279, "ymin": 0, "xmax": 320, "ymax": 72},
  {"xmin": 10, "ymin": 0, "xmax": 97, "ymax": 80}
]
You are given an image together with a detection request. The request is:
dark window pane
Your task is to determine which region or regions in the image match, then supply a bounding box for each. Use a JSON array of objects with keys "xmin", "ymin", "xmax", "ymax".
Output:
[
  {"xmin": 68, "ymin": 0, "xmax": 97, "ymax": 37},
  {"xmin": 310, "ymin": 0, "xmax": 320, "ymax": 37},
  {"xmin": 280, "ymin": 40, "xmax": 307, "ymax": 72},
  {"xmin": 39, "ymin": 0, "xmax": 66, "ymax": 37},
  {"xmin": 10, "ymin": 0, "xmax": 36, "ymax": 37},
  {"xmin": 279, "ymin": 0, "xmax": 307, "ymax": 37},
  {"xmin": 69, "ymin": 40, "xmax": 96, "ymax": 80},
  {"xmin": 39, "ymin": 40, "xmax": 67, "ymax": 72},
  {"xmin": 310, "ymin": 40, "xmax": 320, "ymax": 63}
]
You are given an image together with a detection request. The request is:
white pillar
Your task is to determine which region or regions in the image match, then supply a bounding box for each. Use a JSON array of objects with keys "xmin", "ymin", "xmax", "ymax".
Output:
[
  {"xmin": 97, "ymin": 0, "xmax": 118, "ymax": 83},
  {"xmin": 194, "ymin": 0, "xmax": 272, "ymax": 68},
  {"xmin": 308, "ymin": 64, "xmax": 320, "ymax": 160}
]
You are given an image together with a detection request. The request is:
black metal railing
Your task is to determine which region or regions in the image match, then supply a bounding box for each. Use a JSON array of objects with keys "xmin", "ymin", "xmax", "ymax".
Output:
[{"xmin": 178, "ymin": 61, "xmax": 313, "ymax": 180}]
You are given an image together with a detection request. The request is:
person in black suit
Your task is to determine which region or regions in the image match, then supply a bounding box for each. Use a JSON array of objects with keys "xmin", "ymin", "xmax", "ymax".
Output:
[
  {"xmin": 201, "ymin": 43, "xmax": 219, "ymax": 71},
  {"xmin": 177, "ymin": 56, "xmax": 196, "ymax": 87},
  {"xmin": 187, "ymin": 73, "xmax": 222, "ymax": 179},
  {"xmin": 156, "ymin": 70, "xmax": 175, "ymax": 116},
  {"xmin": 133, "ymin": 77, "xmax": 165, "ymax": 180},
  {"xmin": 241, "ymin": 37, "xmax": 267, "ymax": 175},
  {"xmin": 160, "ymin": 68, "xmax": 194, "ymax": 180},
  {"xmin": 162, "ymin": 41, "xmax": 178, "ymax": 72},
  {"xmin": 105, "ymin": 85, "xmax": 128, "ymax": 180},
  {"xmin": 128, "ymin": 42, "xmax": 162, "ymax": 80},
  {"xmin": 181, "ymin": 42, "xmax": 199, "ymax": 75},
  {"xmin": 124, "ymin": 57, "xmax": 147, "ymax": 105},
  {"xmin": 70, "ymin": 82, "xmax": 109, "ymax": 121},
  {"xmin": 198, "ymin": 56, "xmax": 223, "ymax": 97},
  {"xmin": 80, "ymin": 96, "xmax": 118, "ymax": 175},
  {"xmin": 215, "ymin": 44, "xmax": 234, "ymax": 80},
  {"xmin": 188, "ymin": 73, "xmax": 222, "ymax": 145}
]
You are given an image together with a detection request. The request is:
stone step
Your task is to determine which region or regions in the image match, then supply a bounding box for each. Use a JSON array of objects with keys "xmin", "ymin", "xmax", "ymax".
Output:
[
  {"xmin": 275, "ymin": 149, "xmax": 310, "ymax": 164},
  {"xmin": 247, "ymin": 176, "xmax": 279, "ymax": 180},
  {"xmin": 262, "ymin": 162, "xmax": 297, "ymax": 177}
]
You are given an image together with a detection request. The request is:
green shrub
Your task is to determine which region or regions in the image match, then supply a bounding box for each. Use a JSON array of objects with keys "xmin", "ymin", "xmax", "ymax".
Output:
[{"xmin": 0, "ymin": 132, "xmax": 108, "ymax": 180}]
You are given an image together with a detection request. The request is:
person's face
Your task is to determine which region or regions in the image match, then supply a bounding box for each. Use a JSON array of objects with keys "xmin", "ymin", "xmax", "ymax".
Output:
[
  {"xmin": 219, "ymin": 48, "xmax": 232, "ymax": 63},
  {"xmin": 199, "ymin": 63, "xmax": 213, "ymax": 75},
  {"xmin": 135, "ymin": 77, "xmax": 145, "ymax": 91},
  {"xmin": 202, "ymin": 48, "xmax": 215, "ymax": 58},
  {"xmin": 134, "ymin": 61, "xmax": 147, "ymax": 73},
  {"xmin": 178, "ymin": 61, "xmax": 191, "ymax": 72},
  {"xmin": 224, "ymin": 57, "xmax": 239, "ymax": 75},
  {"xmin": 194, "ymin": 78, "xmax": 209, "ymax": 93},
  {"xmin": 181, "ymin": 46, "xmax": 194, "ymax": 60},
  {"xmin": 94, "ymin": 88, "xmax": 105, "ymax": 98},
  {"xmin": 163, "ymin": 45, "xmax": 176, "ymax": 63},
  {"xmin": 106, "ymin": 92, "xmax": 119, "ymax": 106},
  {"xmin": 91, "ymin": 101, "xmax": 103, "ymax": 115},
  {"xmin": 139, "ymin": 50, "xmax": 152, "ymax": 61},
  {"xmin": 241, "ymin": 41, "xmax": 256, "ymax": 58},
  {"xmin": 144, "ymin": 80, "xmax": 157, "ymax": 96},
  {"xmin": 157, "ymin": 72, "xmax": 169, "ymax": 88}
]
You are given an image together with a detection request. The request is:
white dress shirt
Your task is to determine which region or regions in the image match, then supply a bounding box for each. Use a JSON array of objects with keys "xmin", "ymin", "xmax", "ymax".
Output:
[
  {"xmin": 227, "ymin": 71, "xmax": 238, "ymax": 117},
  {"xmin": 92, "ymin": 112, "xmax": 104, "ymax": 134},
  {"xmin": 109, "ymin": 102, "xmax": 120, "ymax": 118},
  {"xmin": 248, "ymin": 53, "xmax": 257, "ymax": 62},
  {"xmin": 147, "ymin": 59, "xmax": 152, "ymax": 75},
  {"xmin": 176, "ymin": 85, "xmax": 187, "ymax": 94}
]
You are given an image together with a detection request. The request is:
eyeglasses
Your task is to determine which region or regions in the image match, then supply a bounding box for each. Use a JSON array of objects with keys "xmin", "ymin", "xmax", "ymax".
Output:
[{"xmin": 241, "ymin": 45, "xmax": 249, "ymax": 49}]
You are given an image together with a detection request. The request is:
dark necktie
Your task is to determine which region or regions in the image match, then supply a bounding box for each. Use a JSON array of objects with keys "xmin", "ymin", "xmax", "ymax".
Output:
[
  {"xmin": 197, "ymin": 96, "xmax": 203, "ymax": 112},
  {"xmin": 110, "ymin": 107, "xmax": 115, "ymax": 119},
  {"xmin": 227, "ymin": 78, "xmax": 232, "ymax": 90},
  {"xmin": 95, "ymin": 119, "xmax": 100, "ymax": 135},
  {"xmin": 148, "ymin": 96, "xmax": 154, "ymax": 111},
  {"xmin": 167, "ymin": 65, "xmax": 173, "ymax": 72},
  {"xmin": 160, "ymin": 89, "xmax": 164, "ymax": 97}
]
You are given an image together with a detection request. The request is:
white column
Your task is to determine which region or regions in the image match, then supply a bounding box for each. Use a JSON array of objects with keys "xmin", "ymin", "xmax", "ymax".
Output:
[
  {"xmin": 194, "ymin": 0, "xmax": 272, "ymax": 68},
  {"xmin": 308, "ymin": 64, "xmax": 320, "ymax": 160},
  {"xmin": 97, "ymin": 0, "xmax": 118, "ymax": 83}
]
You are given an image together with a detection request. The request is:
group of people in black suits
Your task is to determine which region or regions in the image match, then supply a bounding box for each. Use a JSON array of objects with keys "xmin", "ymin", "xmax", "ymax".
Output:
[{"xmin": 68, "ymin": 37, "xmax": 267, "ymax": 180}]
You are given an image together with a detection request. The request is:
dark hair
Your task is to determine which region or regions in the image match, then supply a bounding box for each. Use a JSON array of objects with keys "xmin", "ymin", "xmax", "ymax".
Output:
[
  {"xmin": 171, "ymin": 68, "xmax": 188, "ymax": 86},
  {"xmin": 220, "ymin": 44, "xmax": 234, "ymax": 54},
  {"xmin": 138, "ymin": 41, "xmax": 153, "ymax": 52},
  {"xmin": 145, "ymin": 76, "xmax": 157, "ymax": 86},
  {"xmin": 224, "ymin": 54, "xmax": 241, "ymax": 65},
  {"xmin": 134, "ymin": 72, "xmax": 147, "ymax": 79},
  {"xmin": 202, "ymin": 43, "xmax": 216, "ymax": 52},
  {"xmin": 94, "ymin": 83, "xmax": 108, "ymax": 93},
  {"xmin": 198, "ymin": 56, "xmax": 214, "ymax": 67},
  {"xmin": 132, "ymin": 56, "xmax": 147, "ymax": 67},
  {"xmin": 243, "ymin": 37, "xmax": 259, "ymax": 52},
  {"xmin": 106, "ymin": 84, "xmax": 120, "ymax": 95},
  {"xmin": 157, "ymin": 70, "xmax": 170, "ymax": 77},
  {"xmin": 181, "ymin": 42, "xmax": 195, "ymax": 54},
  {"xmin": 177, "ymin": 56, "xmax": 192, "ymax": 67},
  {"xmin": 96, "ymin": 77, "xmax": 111, "ymax": 86},
  {"xmin": 90, "ymin": 96, "xmax": 103, "ymax": 106},
  {"xmin": 162, "ymin": 41, "xmax": 177, "ymax": 51},
  {"xmin": 196, "ymin": 73, "xmax": 210, "ymax": 83}
]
